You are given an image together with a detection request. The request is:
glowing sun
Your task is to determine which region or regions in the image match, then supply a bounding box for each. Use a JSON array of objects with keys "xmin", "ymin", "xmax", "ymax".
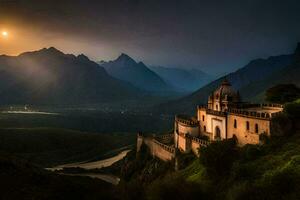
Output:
[{"xmin": 2, "ymin": 31, "xmax": 8, "ymax": 38}]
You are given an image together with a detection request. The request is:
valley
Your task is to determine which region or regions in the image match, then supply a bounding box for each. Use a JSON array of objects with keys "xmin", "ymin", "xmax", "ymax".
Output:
[{"xmin": 1, "ymin": 1, "xmax": 299, "ymax": 199}]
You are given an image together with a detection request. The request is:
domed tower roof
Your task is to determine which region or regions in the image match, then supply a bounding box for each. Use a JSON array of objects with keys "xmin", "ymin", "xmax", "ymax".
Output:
[{"xmin": 214, "ymin": 79, "xmax": 240, "ymax": 102}]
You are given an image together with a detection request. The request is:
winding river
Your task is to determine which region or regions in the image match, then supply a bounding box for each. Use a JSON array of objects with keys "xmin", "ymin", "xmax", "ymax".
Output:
[{"xmin": 47, "ymin": 149, "xmax": 131, "ymax": 185}]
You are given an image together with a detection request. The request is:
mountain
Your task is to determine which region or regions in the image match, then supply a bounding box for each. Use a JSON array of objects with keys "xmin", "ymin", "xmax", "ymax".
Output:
[
  {"xmin": 0, "ymin": 47, "xmax": 142, "ymax": 105},
  {"xmin": 240, "ymin": 43, "xmax": 300, "ymax": 101},
  {"xmin": 99, "ymin": 54, "xmax": 172, "ymax": 93},
  {"xmin": 149, "ymin": 66, "xmax": 213, "ymax": 92},
  {"xmin": 157, "ymin": 48, "xmax": 295, "ymax": 114}
]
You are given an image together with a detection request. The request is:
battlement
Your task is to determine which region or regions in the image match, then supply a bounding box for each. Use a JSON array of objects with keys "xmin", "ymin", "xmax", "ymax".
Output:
[
  {"xmin": 227, "ymin": 108, "xmax": 282, "ymax": 119},
  {"xmin": 175, "ymin": 114, "xmax": 198, "ymax": 126},
  {"xmin": 154, "ymin": 134, "xmax": 174, "ymax": 144},
  {"xmin": 234, "ymin": 103, "xmax": 283, "ymax": 109},
  {"xmin": 176, "ymin": 130, "xmax": 210, "ymax": 146},
  {"xmin": 206, "ymin": 109, "xmax": 227, "ymax": 117},
  {"xmin": 198, "ymin": 103, "xmax": 282, "ymax": 119},
  {"xmin": 197, "ymin": 105, "xmax": 208, "ymax": 110},
  {"xmin": 137, "ymin": 133, "xmax": 175, "ymax": 161},
  {"xmin": 153, "ymin": 139, "xmax": 175, "ymax": 153},
  {"xmin": 186, "ymin": 135, "xmax": 211, "ymax": 146},
  {"xmin": 198, "ymin": 103, "xmax": 283, "ymax": 110}
]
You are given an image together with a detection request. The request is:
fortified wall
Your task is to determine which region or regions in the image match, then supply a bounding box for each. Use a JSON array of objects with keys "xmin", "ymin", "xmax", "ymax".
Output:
[{"xmin": 137, "ymin": 133, "xmax": 176, "ymax": 161}]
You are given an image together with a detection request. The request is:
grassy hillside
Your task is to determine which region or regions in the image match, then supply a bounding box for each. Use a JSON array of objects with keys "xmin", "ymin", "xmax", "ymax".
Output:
[
  {"xmin": 0, "ymin": 128, "xmax": 135, "ymax": 167},
  {"xmin": 114, "ymin": 99, "xmax": 300, "ymax": 200},
  {"xmin": 116, "ymin": 129, "xmax": 300, "ymax": 199}
]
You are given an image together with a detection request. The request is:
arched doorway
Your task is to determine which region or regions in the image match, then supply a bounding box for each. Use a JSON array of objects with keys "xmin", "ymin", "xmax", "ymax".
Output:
[{"xmin": 214, "ymin": 126, "xmax": 221, "ymax": 140}]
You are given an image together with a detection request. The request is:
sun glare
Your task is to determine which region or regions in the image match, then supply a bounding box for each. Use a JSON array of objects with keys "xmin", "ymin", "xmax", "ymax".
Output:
[{"xmin": 2, "ymin": 31, "xmax": 8, "ymax": 37}]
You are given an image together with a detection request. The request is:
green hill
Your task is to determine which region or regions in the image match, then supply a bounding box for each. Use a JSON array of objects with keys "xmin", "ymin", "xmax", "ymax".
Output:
[{"xmin": 115, "ymin": 99, "xmax": 300, "ymax": 200}]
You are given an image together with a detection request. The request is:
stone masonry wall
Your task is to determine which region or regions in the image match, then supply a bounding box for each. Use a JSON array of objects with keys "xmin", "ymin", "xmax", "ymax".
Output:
[{"xmin": 137, "ymin": 134, "xmax": 175, "ymax": 161}]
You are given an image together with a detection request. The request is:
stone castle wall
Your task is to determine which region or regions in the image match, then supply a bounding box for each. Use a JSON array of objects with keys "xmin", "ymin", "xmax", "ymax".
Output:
[
  {"xmin": 227, "ymin": 114, "xmax": 271, "ymax": 145},
  {"xmin": 197, "ymin": 104, "xmax": 282, "ymax": 145},
  {"xmin": 177, "ymin": 133, "xmax": 188, "ymax": 152},
  {"xmin": 137, "ymin": 134, "xmax": 175, "ymax": 161},
  {"xmin": 175, "ymin": 115, "xmax": 199, "ymax": 137},
  {"xmin": 176, "ymin": 131, "xmax": 210, "ymax": 156}
]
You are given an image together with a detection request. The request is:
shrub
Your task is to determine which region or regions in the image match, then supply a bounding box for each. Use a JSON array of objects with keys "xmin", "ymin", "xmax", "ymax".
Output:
[
  {"xmin": 176, "ymin": 152, "xmax": 195, "ymax": 170},
  {"xmin": 265, "ymin": 84, "xmax": 300, "ymax": 104},
  {"xmin": 239, "ymin": 144, "xmax": 262, "ymax": 161},
  {"xmin": 146, "ymin": 175, "xmax": 210, "ymax": 200},
  {"xmin": 284, "ymin": 101, "xmax": 300, "ymax": 119},
  {"xmin": 199, "ymin": 138, "xmax": 239, "ymax": 179},
  {"xmin": 271, "ymin": 113, "xmax": 293, "ymax": 136}
]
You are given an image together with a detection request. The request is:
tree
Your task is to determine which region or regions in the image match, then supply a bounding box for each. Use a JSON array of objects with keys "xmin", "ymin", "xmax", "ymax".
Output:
[
  {"xmin": 199, "ymin": 137, "xmax": 239, "ymax": 179},
  {"xmin": 265, "ymin": 84, "xmax": 300, "ymax": 104},
  {"xmin": 284, "ymin": 101, "xmax": 300, "ymax": 119}
]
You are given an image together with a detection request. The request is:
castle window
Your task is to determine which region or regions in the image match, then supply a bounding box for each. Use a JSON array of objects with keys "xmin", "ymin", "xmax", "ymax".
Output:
[
  {"xmin": 202, "ymin": 115, "xmax": 205, "ymax": 121},
  {"xmin": 255, "ymin": 124, "xmax": 258, "ymax": 133},
  {"xmin": 215, "ymin": 126, "xmax": 221, "ymax": 140},
  {"xmin": 246, "ymin": 121, "xmax": 250, "ymax": 131},
  {"xmin": 204, "ymin": 126, "xmax": 206, "ymax": 132},
  {"xmin": 234, "ymin": 119, "xmax": 237, "ymax": 128}
]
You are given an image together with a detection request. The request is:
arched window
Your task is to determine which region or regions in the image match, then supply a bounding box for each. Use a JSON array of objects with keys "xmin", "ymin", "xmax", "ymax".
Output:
[
  {"xmin": 204, "ymin": 126, "xmax": 206, "ymax": 132},
  {"xmin": 234, "ymin": 119, "xmax": 237, "ymax": 128},
  {"xmin": 246, "ymin": 121, "xmax": 250, "ymax": 131},
  {"xmin": 202, "ymin": 115, "xmax": 205, "ymax": 121},
  {"xmin": 215, "ymin": 126, "xmax": 221, "ymax": 140},
  {"xmin": 255, "ymin": 124, "xmax": 258, "ymax": 133}
]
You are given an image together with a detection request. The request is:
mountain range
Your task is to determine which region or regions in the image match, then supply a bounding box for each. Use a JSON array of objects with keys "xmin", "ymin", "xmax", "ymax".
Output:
[
  {"xmin": 157, "ymin": 43, "xmax": 300, "ymax": 114},
  {"xmin": 0, "ymin": 43, "xmax": 299, "ymax": 109},
  {"xmin": 99, "ymin": 54, "xmax": 172, "ymax": 93},
  {"xmin": 149, "ymin": 66, "xmax": 213, "ymax": 92},
  {"xmin": 0, "ymin": 48, "xmax": 142, "ymax": 105}
]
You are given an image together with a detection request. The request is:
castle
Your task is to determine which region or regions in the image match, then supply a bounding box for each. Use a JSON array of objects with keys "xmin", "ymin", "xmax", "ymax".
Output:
[{"xmin": 137, "ymin": 79, "xmax": 283, "ymax": 161}]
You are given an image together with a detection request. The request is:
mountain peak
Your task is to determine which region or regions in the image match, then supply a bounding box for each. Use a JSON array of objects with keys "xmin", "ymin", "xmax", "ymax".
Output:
[
  {"xmin": 19, "ymin": 47, "xmax": 65, "ymax": 57},
  {"xmin": 116, "ymin": 53, "xmax": 136, "ymax": 64},
  {"xmin": 77, "ymin": 54, "xmax": 90, "ymax": 62},
  {"xmin": 119, "ymin": 53, "xmax": 131, "ymax": 58},
  {"xmin": 42, "ymin": 47, "xmax": 64, "ymax": 55}
]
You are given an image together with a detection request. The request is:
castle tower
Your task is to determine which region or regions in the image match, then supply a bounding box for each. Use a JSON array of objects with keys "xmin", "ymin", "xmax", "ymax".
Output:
[{"xmin": 208, "ymin": 79, "xmax": 240, "ymax": 111}]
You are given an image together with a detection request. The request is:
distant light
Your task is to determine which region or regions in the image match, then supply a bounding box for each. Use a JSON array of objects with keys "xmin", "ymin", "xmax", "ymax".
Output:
[{"xmin": 2, "ymin": 31, "xmax": 8, "ymax": 37}]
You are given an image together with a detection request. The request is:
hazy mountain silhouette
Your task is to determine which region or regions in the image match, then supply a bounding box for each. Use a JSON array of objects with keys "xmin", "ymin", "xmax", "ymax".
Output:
[
  {"xmin": 149, "ymin": 66, "xmax": 213, "ymax": 92},
  {"xmin": 0, "ymin": 47, "xmax": 142, "ymax": 105},
  {"xmin": 157, "ymin": 47, "xmax": 295, "ymax": 114},
  {"xmin": 240, "ymin": 42, "xmax": 300, "ymax": 101},
  {"xmin": 99, "ymin": 54, "xmax": 173, "ymax": 93}
]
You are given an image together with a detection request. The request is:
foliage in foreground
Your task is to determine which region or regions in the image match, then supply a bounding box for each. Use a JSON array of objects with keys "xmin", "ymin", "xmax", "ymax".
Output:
[
  {"xmin": 123, "ymin": 127, "xmax": 300, "ymax": 200},
  {"xmin": 265, "ymin": 84, "xmax": 300, "ymax": 104}
]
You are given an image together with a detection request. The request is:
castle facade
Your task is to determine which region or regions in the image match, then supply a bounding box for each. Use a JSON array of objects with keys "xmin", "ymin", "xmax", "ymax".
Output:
[{"xmin": 138, "ymin": 79, "xmax": 283, "ymax": 160}]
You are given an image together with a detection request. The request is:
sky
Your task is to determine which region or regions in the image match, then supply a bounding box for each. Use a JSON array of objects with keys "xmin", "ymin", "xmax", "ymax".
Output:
[{"xmin": 0, "ymin": 0, "xmax": 300, "ymax": 74}]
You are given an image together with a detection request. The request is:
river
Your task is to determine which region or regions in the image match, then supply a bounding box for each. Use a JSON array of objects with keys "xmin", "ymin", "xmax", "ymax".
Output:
[{"xmin": 47, "ymin": 149, "xmax": 131, "ymax": 185}]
